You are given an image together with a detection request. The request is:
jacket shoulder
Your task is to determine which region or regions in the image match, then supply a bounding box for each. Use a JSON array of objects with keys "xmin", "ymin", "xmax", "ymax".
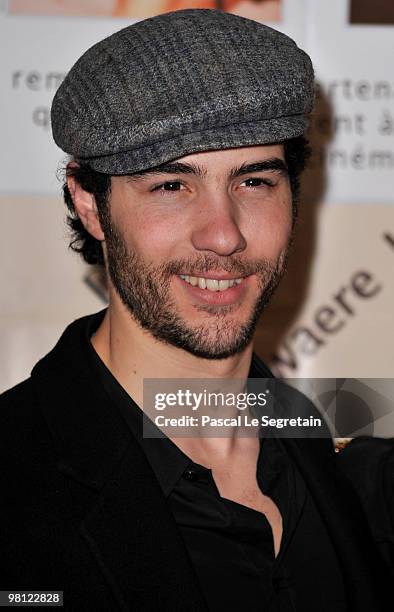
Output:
[
  {"xmin": 0, "ymin": 376, "xmax": 55, "ymax": 460},
  {"xmin": 1, "ymin": 376, "xmax": 34, "ymax": 400},
  {"xmin": 336, "ymin": 436, "xmax": 394, "ymax": 486},
  {"xmin": 0, "ymin": 377, "xmax": 36, "ymax": 421},
  {"xmin": 336, "ymin": 436, "xmax": 394, "ymax": 574}
]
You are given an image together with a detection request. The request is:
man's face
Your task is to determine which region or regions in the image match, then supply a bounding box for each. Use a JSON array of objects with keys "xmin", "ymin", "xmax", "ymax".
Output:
[{"xmin": 101, "ymin": 144, "xmax": 293, "ymax": 360}]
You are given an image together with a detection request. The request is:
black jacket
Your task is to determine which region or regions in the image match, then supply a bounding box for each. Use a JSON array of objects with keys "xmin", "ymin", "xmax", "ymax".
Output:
[
  {"xmin": 336, "ymin": 436, "xmax": 394, "ymax": 574},
  {"xmin": 0, "ymin": 312, "xmax": 390, "ymax": 611}
]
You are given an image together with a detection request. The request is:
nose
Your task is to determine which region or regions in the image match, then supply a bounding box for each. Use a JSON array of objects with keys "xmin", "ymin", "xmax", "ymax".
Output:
[{"xmin": 190, "ymin": 191, "xmax": 247, "ymax": 257}]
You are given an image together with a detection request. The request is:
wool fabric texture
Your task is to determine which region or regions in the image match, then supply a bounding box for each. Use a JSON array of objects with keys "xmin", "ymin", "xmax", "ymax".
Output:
[{"xmin": 51, "ymin": 8, "xmax": 315, "ymax": 174}]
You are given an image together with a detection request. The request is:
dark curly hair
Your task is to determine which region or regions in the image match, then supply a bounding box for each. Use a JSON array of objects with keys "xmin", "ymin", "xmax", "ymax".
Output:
[{"xmin": 63, "ymin": 136, "xmax": 311, "ymax": 267}]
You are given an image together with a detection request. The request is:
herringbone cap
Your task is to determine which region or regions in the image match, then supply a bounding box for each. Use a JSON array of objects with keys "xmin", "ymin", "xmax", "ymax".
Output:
[{"xmin": 51, "ymin": 8, "xmax": 314, "ymax": 174}]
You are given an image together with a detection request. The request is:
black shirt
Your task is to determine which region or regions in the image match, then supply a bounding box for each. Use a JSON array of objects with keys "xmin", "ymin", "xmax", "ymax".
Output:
[{"xmin": 84, "ymin": 311, "xmax": 345, "ymax": 611}]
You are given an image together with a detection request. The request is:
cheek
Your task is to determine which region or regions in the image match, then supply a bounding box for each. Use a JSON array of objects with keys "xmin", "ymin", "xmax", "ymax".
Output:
[
  {"xmin": 250, "ymin": 197, "xmax": 292, "ymax": 259},
  {"xmin": 110, "ymin": 181, "xmax": 181, "ymax": 258},
  {"xmin": 120, "ymin": 209, "xmax": 181, "ymax": 260}
]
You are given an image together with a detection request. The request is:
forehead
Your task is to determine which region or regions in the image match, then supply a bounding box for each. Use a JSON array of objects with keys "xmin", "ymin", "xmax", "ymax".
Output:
[{"xmin": 175, "ymin": 143, "xmax": 285, "ymax": 170}]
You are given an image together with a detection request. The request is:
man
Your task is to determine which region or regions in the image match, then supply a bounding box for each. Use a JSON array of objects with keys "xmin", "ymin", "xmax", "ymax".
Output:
[{"xmin": 0, "ymin": 9, "xmax": 389, "ymax": 611}]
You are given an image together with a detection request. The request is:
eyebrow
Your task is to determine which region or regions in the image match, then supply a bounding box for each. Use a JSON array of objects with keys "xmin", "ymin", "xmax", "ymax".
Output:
[
  {"xmin": 126, "ymin": 157, "xmax": 288, "ymax": 182},
  {"xmin": 127, "ymin": 161, "xmax": 207, "ymax": 181},
  {"xmin": 228, "ymin": 158, "xmax": 289, "ymax": 180}
]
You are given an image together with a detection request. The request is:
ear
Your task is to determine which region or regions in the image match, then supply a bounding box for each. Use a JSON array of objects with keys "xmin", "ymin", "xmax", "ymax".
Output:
[{"xmin": 67, "ymin": 164, "xmax": 105, "ymax": 241}]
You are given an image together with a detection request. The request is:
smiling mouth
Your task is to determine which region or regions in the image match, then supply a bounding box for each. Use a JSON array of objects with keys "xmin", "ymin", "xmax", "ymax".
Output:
[{"xmin": 178, "ymin": 274, "xmax": 245, "ymax": 292}]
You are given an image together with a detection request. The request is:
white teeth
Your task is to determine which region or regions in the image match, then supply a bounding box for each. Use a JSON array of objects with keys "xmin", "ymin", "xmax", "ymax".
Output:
[
  {"xmin": 219, "ymin": 279, "xmax": 230, "ymax": 290},
  {"xmin": 206, "ymin": 279, "xmax": 219, "ymax": 291},
  {"xmin": 179, "ymin": 275, "xmax": 244, "ymax": 291}
]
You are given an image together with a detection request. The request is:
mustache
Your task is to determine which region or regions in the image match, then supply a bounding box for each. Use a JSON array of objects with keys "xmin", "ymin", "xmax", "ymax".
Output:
[{"xmin": 164, "ymin": 254, "xmax": 278, "ymax": 279}]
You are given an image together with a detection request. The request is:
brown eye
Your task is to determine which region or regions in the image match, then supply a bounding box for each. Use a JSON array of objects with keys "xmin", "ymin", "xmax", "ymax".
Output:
[
  {"xmin": 152, "ymin": 181, "xmax": 184, "ymax": 192},
  {"xmin": 242, "ymin": 178, "xmax": 274, "ymax": 188}
]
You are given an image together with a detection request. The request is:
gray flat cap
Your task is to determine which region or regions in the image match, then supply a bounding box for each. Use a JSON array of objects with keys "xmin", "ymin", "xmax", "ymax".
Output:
[{"xmin": 51, "ymin": 8, "xmax": 314, "ymax": 174}]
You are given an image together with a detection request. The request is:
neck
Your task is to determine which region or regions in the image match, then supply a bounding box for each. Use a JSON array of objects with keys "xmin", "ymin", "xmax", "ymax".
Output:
[{"xmin": 91, "ymin": 301, "xmax": 255, "ymax": 410}]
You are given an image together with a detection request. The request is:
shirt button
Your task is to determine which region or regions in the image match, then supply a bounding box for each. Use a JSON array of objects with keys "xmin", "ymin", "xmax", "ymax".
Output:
[{"xmin": 183, "ymin": 469, "xmax": 199, "ymax": 482}]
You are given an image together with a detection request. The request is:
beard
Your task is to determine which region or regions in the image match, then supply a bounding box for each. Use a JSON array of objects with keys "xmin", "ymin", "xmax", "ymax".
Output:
[{"xmin": 103, "ymin": 217, "xmax": 289, "ymax": 360}]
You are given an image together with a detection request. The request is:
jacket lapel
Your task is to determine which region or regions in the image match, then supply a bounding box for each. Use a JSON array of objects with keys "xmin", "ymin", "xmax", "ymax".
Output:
[
  {"xmin": 31, "ymin": 313, "xmax": 208, "ymax": 611},
  {"xmin": 78, "ymin": 436, "xmax": 209, "ymax": 611}
]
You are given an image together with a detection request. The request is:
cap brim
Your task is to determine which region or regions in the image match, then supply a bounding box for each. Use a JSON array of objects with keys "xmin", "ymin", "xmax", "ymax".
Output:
[{"xmin": 82, "ymin": 116, "xmax": 308, "ymax": 175}]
